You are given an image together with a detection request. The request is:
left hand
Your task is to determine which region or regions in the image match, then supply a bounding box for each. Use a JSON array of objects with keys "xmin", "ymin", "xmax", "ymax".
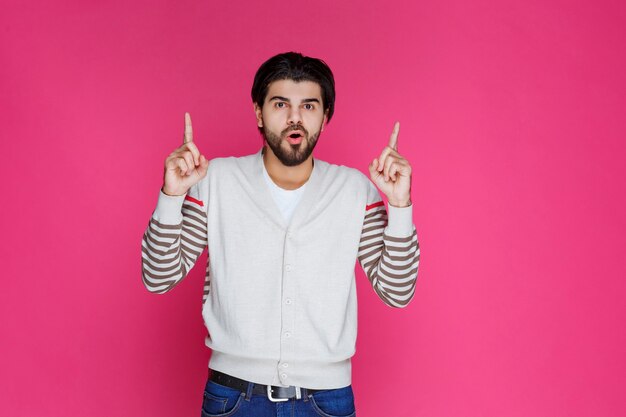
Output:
[{"xmin": 368, "ymin": 121, "xmax": 412, "ymax": 207}]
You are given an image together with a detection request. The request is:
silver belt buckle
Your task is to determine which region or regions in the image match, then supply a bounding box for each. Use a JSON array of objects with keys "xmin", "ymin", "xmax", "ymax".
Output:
[{"xmin": 267, "ymin": 385, "xmax": 289, "ymax": 402}]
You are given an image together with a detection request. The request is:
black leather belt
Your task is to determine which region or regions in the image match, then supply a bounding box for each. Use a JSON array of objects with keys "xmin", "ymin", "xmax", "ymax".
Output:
[{"xmin": 209, "ymin": 369, "xmax": 321, "ymax": 402}]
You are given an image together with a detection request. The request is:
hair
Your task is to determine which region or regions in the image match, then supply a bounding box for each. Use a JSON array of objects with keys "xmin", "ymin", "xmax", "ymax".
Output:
[{"xmin": 251, "ymin": 52, "xmax": 336, "ymax": 123}]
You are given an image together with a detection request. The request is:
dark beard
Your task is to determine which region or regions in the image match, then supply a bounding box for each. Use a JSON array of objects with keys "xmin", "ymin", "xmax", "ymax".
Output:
[{"xmin": 262, "ymin": 124, "xmax": 322, "ymax": 167}]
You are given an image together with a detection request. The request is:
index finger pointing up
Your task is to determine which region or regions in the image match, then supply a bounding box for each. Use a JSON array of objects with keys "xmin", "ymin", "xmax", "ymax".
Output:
[
  {"xmin": 388, "ymin": 121, "xmax": 400, "ymax": 151},
  {"xmin": 184, "ymin": 112, "xmax": 193, "ymax": 143}
]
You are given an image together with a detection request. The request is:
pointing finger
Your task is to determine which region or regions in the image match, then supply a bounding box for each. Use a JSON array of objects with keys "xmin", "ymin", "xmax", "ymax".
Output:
[
  {"xmin": 184, "ymin": 112, "xmax": 193, "ymax": 144},
  {"xmin": 388, "ymin": 121, "xmax": 400, "ymax": 151}
]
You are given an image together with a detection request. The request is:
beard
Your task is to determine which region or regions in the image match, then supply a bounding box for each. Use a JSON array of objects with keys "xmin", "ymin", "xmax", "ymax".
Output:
[{"xmin": 262, "ymin": 123, "xmax": 322, "ymax": 167}]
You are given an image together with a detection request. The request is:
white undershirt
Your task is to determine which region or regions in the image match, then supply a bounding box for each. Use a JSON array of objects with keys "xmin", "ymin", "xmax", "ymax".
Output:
[{"xmin": 262, "ymin": 162, "xmax": 308, "ymax": 224}]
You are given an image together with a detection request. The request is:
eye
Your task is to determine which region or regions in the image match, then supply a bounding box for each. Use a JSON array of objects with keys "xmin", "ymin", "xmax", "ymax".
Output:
[
  {"xmin": 303, "ymin": 103, "xmax": 314, "ymax": 110},
  {"xmin": 275, "ymin": 102, "xmax": 287, "ymax": 108}
]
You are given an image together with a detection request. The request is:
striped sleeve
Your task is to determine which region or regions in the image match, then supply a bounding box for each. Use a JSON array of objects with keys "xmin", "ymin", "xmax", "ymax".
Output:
[
  {"xmin": 141, "ymin": 184, "xmax": 208, "ymax": 294},
  {"xmin": 357, "ymin": 181, "xmax": 420, "ymax": 308}
]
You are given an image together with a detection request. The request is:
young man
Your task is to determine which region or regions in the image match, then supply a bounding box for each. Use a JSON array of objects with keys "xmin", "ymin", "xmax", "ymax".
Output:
[{"xmin": 141, "ymin": 52, "xmax": 420, "ymax": 416}]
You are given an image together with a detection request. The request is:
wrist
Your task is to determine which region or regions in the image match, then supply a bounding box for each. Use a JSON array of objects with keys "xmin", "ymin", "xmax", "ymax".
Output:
[
  {"xmin": 161, "ymin": 186, "xmax": 186, "ymax": 197},
  {"xmin": 388, "ymin": 199, "xmax": 411, "ymax": 208}
]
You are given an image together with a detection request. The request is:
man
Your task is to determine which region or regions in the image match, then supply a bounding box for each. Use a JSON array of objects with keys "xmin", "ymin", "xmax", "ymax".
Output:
[{"xmin": 141, "ymin": 52, "xmax": 420, "ymax": 416}]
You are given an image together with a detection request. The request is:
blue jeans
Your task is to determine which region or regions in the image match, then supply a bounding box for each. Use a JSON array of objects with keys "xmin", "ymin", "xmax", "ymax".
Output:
[{"xmin": 201, "ymin": 377, "xmax": 356, "ymax": 417}]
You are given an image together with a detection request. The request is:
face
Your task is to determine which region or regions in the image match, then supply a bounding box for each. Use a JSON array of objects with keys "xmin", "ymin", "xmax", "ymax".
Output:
[{"xmin": 255, "ymin": 79, "xmax": 327, "ymax": 166}]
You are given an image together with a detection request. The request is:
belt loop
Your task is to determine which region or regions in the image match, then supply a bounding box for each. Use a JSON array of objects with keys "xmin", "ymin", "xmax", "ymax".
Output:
[{"xmin": 245, "ymin": 381, "xmax": 253, "ymax": 401}]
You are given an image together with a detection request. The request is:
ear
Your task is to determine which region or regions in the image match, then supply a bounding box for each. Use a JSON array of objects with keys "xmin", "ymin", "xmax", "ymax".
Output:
[
  {"xmin": 253, "ymin": 103, "xmax": 263, "ymax": 127},
  {"xmin": 321, "ymin": 110, "xmax": 329, "ymax": 132}
]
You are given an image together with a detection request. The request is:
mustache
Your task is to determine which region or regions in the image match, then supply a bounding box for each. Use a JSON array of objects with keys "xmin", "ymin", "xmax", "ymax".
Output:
[{"xmin": 281, "ymin": 125, "xmax": 308, "ymax": 136}]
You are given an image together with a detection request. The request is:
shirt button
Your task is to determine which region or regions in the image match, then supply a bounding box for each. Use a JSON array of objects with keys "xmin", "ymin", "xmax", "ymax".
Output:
[
  {"xmin": 284, "ymin": 332, "xmax": 291, "ymax": 338},
  {"xmin": 285, "ymin": 298, "xmax": 292, "ymax": 305},
  {"xmin": 285, "ymin": 265, "xmax": 292, "ymax": 272},
  {"xmin": 287, "ymin": 231, "xmax": 293, "ymax": 238},
  {"xmin": 282, "ymin": 363, "xmax": 289, "ymax": 368},
  {"xmin": 281, "ymin": 373, "xmax": 288, "ymax": 379}
]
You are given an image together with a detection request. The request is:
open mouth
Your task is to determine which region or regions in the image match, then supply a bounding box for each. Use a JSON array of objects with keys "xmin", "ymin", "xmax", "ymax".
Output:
[{"xmin": 286, "ymin": 131, "xmax": 304, "ymax": 144}]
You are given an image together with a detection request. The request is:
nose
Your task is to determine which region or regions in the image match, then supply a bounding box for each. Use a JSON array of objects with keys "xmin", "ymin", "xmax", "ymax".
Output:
[{"xmin": 287, "ymin": 107, "xmax": 302, "ymax": 126}]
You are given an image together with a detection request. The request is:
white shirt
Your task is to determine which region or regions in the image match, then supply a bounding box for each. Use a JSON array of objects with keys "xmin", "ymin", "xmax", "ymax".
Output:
[{"xmin": 261, "ymin": 160, "xmax": 308, "ymax": 224}]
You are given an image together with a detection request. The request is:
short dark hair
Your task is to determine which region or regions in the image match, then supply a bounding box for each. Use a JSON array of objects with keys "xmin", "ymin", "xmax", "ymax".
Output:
[{"xmin": 251, "ymin": 52, "xmax": 336, "ymax": 122}]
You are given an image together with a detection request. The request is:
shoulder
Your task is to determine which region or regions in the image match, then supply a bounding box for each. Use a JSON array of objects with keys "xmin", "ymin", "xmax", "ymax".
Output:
[
  {"xmin": 316, "ymin": 158, "xmax": 371, "ymax": 188},
  {"xmin": 315, "ymin": 158, "xmax": 380, "ymax": 207},
  {"xmin": 206, "ymin": 151, "xmax": 258, "ymax": 175}
]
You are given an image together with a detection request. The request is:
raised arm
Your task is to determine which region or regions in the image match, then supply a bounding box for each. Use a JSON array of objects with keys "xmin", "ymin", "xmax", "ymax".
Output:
[
  {"xmin": 358, "ymin": 121, "xmax": 420, "ymax": 307},
  {"xmin": 141, "ymin": 112, "xmax": 210, "ymax": 294}
]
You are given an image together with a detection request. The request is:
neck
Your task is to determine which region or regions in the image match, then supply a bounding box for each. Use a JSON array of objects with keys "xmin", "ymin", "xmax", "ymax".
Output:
[{"xmin": 262, "ymin": 146, "xmax": 314, "ymax": 190}]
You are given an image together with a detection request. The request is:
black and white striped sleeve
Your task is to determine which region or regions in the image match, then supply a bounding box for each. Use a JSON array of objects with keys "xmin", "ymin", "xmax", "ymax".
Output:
[
  {"xmin": 141, "ymin": 183, "xmax": 208, "ymax": 294},
  {"xmin": 357, "ymin": 180, "xmax": 420, "ymax": 308}
]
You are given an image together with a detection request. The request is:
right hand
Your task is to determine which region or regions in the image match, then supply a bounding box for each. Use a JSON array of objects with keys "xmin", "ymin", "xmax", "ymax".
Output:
[{"xmin": 162, "ymin": 112, "xmax": 210, "ymax": 196}]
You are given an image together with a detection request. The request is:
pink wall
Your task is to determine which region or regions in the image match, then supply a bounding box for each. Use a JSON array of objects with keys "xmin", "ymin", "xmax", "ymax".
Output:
[{"xmin": 2, "ymin": 0, "xmax": 625, "ymax": 416}]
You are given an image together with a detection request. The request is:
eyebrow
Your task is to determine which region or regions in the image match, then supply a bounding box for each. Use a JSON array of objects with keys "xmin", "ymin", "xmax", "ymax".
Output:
[{"xmin": 268, "ymin": 96, "xmax": 321, "ymax": 104}]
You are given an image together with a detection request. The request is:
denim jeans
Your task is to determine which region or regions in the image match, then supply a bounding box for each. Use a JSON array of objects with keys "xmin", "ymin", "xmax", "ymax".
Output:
[{"xmin": 201, "ymin": 377, "xmax": 356, "ymax": 417}]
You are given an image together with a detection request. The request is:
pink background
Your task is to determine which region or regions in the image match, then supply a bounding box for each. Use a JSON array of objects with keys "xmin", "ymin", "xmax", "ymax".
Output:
[{"xmin": 2, "ymin": 1, "xmax": 625, "ymax": 416}]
